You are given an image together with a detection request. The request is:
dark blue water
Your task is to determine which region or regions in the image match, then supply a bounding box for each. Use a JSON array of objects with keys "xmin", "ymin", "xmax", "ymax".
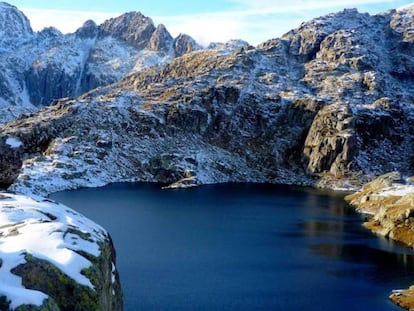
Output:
[{"xmin": 51, "ymin": 183, "xmax": 414, "ymax": 311}]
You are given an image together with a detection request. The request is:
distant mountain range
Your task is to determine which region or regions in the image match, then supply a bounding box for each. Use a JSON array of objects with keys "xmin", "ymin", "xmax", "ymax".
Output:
[{"xmin": 0, "ymin": 2, "xmax": 251, "ymax": 122}]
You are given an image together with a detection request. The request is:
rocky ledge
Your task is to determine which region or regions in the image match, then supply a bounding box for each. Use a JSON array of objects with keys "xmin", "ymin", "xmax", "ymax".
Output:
[
  {"xmin": 345, "ymin": 172, "xmax": 414, "ymax": 310},
  {"xmin": 0, "ymin": 192, "xmax": 122, "ymax": 311}
]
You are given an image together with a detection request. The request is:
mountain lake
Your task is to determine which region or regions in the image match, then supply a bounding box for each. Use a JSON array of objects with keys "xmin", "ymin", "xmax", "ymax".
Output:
[{"xmin": 51, "ymin": 183, "xmax": 414, "ymax": 311}]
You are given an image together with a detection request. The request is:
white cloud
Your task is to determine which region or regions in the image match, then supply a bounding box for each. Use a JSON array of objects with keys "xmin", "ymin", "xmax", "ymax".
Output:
[
  {"xmin": 155, "ymin": 12, "xmax": 246, "ymax": 45},
  {"xmin": 156, "ymin": 13, "xmax": 300, "ymax": 46},
  {"xmin": 18, "ymin": 0, "xmax": 409, "ymax": 47},
  {"xmin": 152, "ymin": 0, "xmax": 406, "ymax": 45},
  {"xmin": 20, "ymin": 8, "xmax": 120, "ymax": 33},
  {"xmin": 227, "ymin": 0, "xmax": 399, "ymax": 13}
]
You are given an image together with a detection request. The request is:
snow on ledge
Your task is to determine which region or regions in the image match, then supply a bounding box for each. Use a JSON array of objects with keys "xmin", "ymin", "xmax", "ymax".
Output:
[
  {"xmin": 0, "ymin": 192, "xmax": 107, "ymax": 309},
  {"xmin": 5, "ymin": 137, "xmax": 22, "ymax": 148},
  {"xmin": 378, "ymin": 184, "xmax": 414, "ymax": 197}
]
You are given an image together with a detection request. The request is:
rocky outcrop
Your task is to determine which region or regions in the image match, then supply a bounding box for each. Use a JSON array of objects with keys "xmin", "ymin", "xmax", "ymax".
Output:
[
  {"xmin": 147, "ymin": 24, "xmax": 173, "ymax": 54},
  {"xmin": 346, "ymin": 173, "xmax": 414, "ymax": 310},
  {"xmin": 391, "ymin": 286, "xmax": 414, "ymax": 311},
  {"xmin": 303, "ymin": 104, "xmax": 356, "ymax": 177},
  {"xmin": 0, "ymin": 192, "xmax": 123, "ymax": 311},
  {"xmin": 0, "ymin": 135, "xmax": 23, "ymax": 188},
  {"xmin": 345, "ymin": 171, "xmax": 414, "ymax": 245},
  {"xmin": 0, "ymin": 2, "xmax": 33, "ymax": 47},
  {"xmin": 75, "ymin": 20, "xmax": 99, "ymax": 39},
  {"xmin": 283, "ymin": 8, "xmax": 370, "ymax": 61},
  {"xmin": 173, "ymin": 34, "xmax": 202, "ymax": 57},
  {"xmin": 99, "ymin": 12, "xmax": 156, "ymax": 49}
]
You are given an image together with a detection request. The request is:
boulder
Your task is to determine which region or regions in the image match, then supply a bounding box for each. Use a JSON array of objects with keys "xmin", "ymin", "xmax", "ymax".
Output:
[
  {"xmin": 0, "ymin": 192, "xmax": 123, "ymax": 311},
  {"xmin": 0, "ymin": 136, "xmax": 23, "ymax": 188}
]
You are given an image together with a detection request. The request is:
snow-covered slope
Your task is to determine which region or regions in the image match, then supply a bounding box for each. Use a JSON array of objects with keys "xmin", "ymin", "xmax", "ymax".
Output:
[
  {"xmin": 0, "ymin": 2, "xmax": 205, "ymax": 123},
  {"xmin": 0, "ymin": 2, "xmax": 32, "ymax": 47},
  {"xmin": 0, "ymin": 191, "xmax": 122, "ymax": 310}
]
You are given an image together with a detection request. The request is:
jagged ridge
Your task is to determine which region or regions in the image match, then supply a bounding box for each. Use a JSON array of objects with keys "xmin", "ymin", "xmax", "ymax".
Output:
[{"xmin": 0, "ymin": 2, "xmax": 203, "ymax": 121}]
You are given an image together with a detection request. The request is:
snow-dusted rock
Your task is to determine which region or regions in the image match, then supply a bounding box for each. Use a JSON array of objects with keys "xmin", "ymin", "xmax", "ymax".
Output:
[
  {"xmin": 173, "ymin": 33, "xmax": 202, "ymax": 57},
  {"xmin": 303, "ymin": 103, "xmax": 356, "ymax": 176},
  {"xmin": 147, "ymin": 24, "xmax": 173, "ymax": 54},
  {"xmin": 346, "ymin": 172, "xmax": 414, "ymax": 310},
  {"xmin": 0, "ymin": 192, "xmax": 122, "ymax": 310},
  {"xmin": 4, "ymin": 7, "xmax": 414, "ymax": 195},
  {"xmin": 0, "ymin": 2, "xmax": 32, "ymax": 47},
  {"xmin": 99, "ymin": 11, "xmax": 156, "ymax": 49},
  {"xmin": 346, "ymin": 171, "xmax": 414, "ymax": 245},
  {"xmin": 0, "ymin": 3, "xmax": 203, "ymax": 123},
  {"xmin": 0, "ymin": 135, "xmax": 23, "ymax": 188}
]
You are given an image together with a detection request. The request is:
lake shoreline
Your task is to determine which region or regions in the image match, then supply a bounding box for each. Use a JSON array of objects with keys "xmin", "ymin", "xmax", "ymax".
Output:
[{"xmin": 346, "ymin": 172, "xmax": 414, "ymax": 310}]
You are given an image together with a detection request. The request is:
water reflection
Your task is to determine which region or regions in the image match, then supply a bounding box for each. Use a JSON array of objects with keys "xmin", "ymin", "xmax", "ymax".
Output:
[
  {"xmin": 311, "ymin": 243, "xmax": 414, "ymax": 283},
  {"xmin": 51, "ymin": 183, "xmax": 412, "ymax": 311}
]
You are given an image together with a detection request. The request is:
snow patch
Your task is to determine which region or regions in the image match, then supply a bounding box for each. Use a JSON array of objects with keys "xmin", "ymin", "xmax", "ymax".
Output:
[
  {"xmin": 5, "ymin": 137, "xmax": 22, "ymax": 148},
  {"xmin": 0, "ymin": 192, "xmax": 107, "ymax": 309},
  {"xmin": 378, "ymin": 184, "xmax": 414, "ymax": 197}
]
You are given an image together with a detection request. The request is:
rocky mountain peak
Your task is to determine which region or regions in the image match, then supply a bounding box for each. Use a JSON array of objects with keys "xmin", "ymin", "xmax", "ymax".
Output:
[
  {"xmin": 75, "ymin": 19, "xmax": 99, "ymax": 39},
  {"xmin": 0, "ymin": 2, "xmax": 33, "ymax": 45},
  {"xmin": 147, "ymin": 23, "xmax": 173, "ymax": 53},
  {"xmin": 99, "ymin": 11, "xmax": 156, "ymax": 49},
  {"xmin": 282, "ymin": 8, "xmax": 372, "ymax": 60},
  {"xmin": 37, "ymin": 26, "xmax": 63, "ymax": 39},
  {"xmin": 173, "ymin": 33, "xmax": 202, "ymax": 57}
]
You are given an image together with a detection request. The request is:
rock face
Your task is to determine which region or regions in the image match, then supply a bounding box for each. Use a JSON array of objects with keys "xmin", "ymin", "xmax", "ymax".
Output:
[
  {"xmin": 391, "ymin": 286, "xmax": 414, "ymax": 311},
  {"xmin": 0, "ymin": 2, "xmax": 32, "ymax": 47},
  {"xmin": 99, "ymin": 12, "xmax": 156, "ymax": 49},
  {"xmin": 303, "ymin": 104, "xmax": 356, "ymax": 176},
  {"xmin": 0, "ymin": 136, "xmax": 23, "ymax": 188},
  {"xmin": 173, "ymin": 34, "xmax": 202, "ymax": 57},
  {"xmin": 0, "ymin": 3, "xmax": 203, "ymax": 122},
  {"xmin": 147, "ymin": 24, "xmax": 173, "ymax": 54},
  {"xmin": 0, "ymin": 192, "xmax": 123, "ymax": 311}
]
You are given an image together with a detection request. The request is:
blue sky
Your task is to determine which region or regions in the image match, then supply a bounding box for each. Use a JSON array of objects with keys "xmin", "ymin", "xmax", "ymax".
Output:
[{"xmin": 5, "ymin": 0, "xmax": 414, "ymax": 45}]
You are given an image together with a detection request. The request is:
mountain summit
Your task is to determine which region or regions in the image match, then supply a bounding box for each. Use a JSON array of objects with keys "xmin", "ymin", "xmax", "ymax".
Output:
[
  {"xmin": 0, "ymin": 3, "xmax": 206, "ymax": 122},
  {"xmin": 100, "ymin": 11, "xmax": 156, "ymax": 49},
  {"xmin": 0, "ymin": 2, "xmax": 32, "ymax": 44}
]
